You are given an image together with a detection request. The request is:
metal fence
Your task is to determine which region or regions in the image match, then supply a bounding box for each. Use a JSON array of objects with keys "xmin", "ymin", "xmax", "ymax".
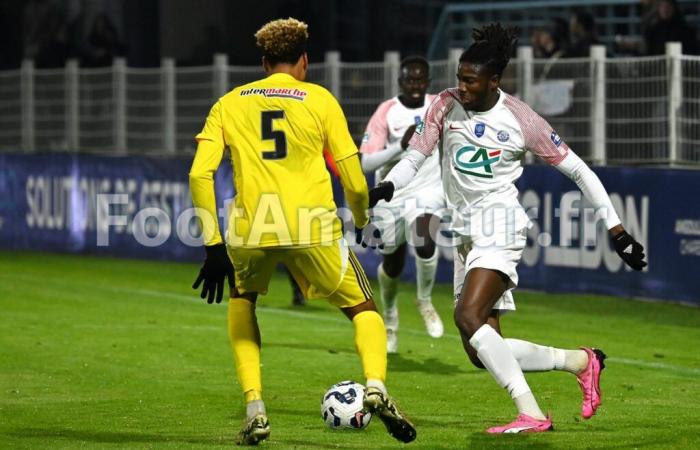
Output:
[{"xmin": 1, "ymin": 46, "xmax": 699, "ymax": 166}]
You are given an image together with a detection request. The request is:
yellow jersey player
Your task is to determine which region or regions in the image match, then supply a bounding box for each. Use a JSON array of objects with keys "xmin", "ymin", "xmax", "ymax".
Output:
[{"xmin": 188, "ymin": 18, "xmax": 416, "ymax": 445}]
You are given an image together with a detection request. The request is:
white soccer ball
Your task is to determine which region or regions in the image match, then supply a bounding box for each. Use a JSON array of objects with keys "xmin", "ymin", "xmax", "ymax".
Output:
[{"xmin": 321, "ymin": 380, "xmax": 372, "ymax": 429}]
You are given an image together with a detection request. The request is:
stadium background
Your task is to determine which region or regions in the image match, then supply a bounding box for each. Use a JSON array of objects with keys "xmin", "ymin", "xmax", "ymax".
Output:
[
  {"xmin": 2, "ymin": 0, "xmax": 699, "ymax": 303},
  {"xmin": 1, "ymin": 1, "xmax": 700, "ymax": 448}
]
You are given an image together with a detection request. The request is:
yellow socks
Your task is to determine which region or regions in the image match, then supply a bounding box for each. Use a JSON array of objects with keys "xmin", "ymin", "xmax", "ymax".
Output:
[
  {"xmin": 228, "ymin": 300, "xmax": 387, "ymax": 413},
  {"xmin": 228, "ymin": 298, "xmax": 262, "ymax": 401},
  {"xmin": 352, "ymin": 310, "xmax": 387, "ymax": 382}
]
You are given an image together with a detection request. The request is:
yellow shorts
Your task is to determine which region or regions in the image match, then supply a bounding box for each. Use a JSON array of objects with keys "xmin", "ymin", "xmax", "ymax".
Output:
[{"xmin": 228, "ymin": 238, "xmax": 372, "ymax": 309}]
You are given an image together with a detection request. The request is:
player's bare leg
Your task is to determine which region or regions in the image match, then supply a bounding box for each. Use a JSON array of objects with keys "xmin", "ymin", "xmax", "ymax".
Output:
[
  {"xmin": 454, "ymin": 268, "xmax": 552, "ymax": 433},
  {"xmin": 341, "ymin": 299, "xmax": 417, "ymax": 443},
  {"xmin": 377, "ymin": 244, "xmax": 406, "ymax": 353},
  {"xmin": 412, "ymin": 213, "xmax": 443, "ymax": 338},
  {"xmin": 228, "ymin": 290, "xmax": 270, "ymax": 445}
]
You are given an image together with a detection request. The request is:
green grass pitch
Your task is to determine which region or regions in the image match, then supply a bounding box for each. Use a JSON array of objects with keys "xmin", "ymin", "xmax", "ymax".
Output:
[{"xmin": 1, "ymin": 250, "xmax": 700, "ymax": 449}]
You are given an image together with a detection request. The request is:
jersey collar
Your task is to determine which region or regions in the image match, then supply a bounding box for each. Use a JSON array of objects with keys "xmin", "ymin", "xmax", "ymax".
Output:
[
  {"xmin": 265, "ymin": 72, "xmax": 298, "ymax": 82},
  {"xmin": 471, "ymin": 89, "xmax": 505, "ymax": 116}
]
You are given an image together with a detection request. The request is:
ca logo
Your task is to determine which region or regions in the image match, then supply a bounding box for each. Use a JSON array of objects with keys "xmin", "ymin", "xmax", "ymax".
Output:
[{"xmin": 453, "ymin": 146, "xmax": 502, "ymax": 178}]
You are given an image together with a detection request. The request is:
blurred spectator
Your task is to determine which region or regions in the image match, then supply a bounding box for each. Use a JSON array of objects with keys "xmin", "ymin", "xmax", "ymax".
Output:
[
  {"xmin": 643, "ymin": 0, "xmax": 698, "ymax": 55},
  {"xmin": 532, "ymin": 28, "xmax": 556, "ymax": 59},
  {"xmin": 566, "ymin": 10, "xmax": 598, "ymax": 57},
  {"xmin": 639, "ymin": 0, "xmax": 661, "ymax": 36},
  {"xmin": 613, "ymin": 0, "xmax": 656, "ymax": 56},
  {"xmin": 551, "ymin": 17, "xmax": 571, "ymax": 53},
  {"xmin": 70, "ymin": 11, "xmax": 126, "ymax": 67},
  {"xmin": 22, "ymin": 0, "xmax": 69, "ymax": 68},
  {"xmin": 531, "ymin": 19, "xmax": 568, "ymax": 59}
]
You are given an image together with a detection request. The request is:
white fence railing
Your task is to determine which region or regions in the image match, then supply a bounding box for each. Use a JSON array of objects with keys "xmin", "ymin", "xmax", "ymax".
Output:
[{"xmin": 1, "ymin": 46, "xmax": 699, "ymax": 166}]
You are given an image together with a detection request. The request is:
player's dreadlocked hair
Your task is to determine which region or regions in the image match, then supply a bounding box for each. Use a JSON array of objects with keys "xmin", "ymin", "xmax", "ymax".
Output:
[
  {"xmin": 459, "ymin": 23, "xmax": 519, "ymax": 78},
  {"xmin": 255, "ymin": 18, "xmax": 308, "ymax": 65},
  {"xmin": 400, "ymin": 55, "xmax": 429, "ymax": 73}
]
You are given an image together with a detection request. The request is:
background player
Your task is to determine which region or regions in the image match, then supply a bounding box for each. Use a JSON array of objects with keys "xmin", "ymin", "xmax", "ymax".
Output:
[
  {"xmin": 370, "ymin": 24, "xmax": 647, "ymax": 433},
  {"xmin": 360, "ymin": 56, "xmax": 445, "ymax": 353},
  {"xmin": 189, "ymin": 18, "xmax": 415, "ymax": 445}
]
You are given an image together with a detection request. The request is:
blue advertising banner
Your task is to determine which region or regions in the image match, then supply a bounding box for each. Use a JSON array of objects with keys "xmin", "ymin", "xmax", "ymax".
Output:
[
  {"xmin": 514, "ymin": 165, "xmax": 700, "ymax": 304},
  {"xmin": 1, "ymin": 153, "xmax": 699, "ymax": 304},
  {"xmin": 0, "ymin": 153, "xmax": 231, "ymax": 261}
]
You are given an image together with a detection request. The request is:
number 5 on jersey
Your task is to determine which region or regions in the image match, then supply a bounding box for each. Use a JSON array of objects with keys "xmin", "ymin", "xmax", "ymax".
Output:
[{"xmin": 261, "ymin": 110, "xmax": 287, "ymax": 160}]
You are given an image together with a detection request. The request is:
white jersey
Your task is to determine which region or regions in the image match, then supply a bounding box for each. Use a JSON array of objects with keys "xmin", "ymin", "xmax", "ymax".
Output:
[
  {"xmin": 409, "ymin": 88, "xmax": 571, "ymax": 234},
  {"xmin": 360, "ymin": 95, "xmax": 443, "ymax": 203}
]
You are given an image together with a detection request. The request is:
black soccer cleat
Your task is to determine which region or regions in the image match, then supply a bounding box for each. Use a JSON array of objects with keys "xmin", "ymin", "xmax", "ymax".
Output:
[
  {"xmin": 363, "ymin": 387, "xmax": 417, "ymax": 443},
  {"xmin": 236, "ymin": 414, "xmax": 270, "ymax": 446}
]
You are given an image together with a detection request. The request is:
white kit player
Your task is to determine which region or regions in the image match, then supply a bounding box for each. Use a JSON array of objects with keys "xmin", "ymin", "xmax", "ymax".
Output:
[
  {"xmin": 368, "ymin": 25, "xmax": 647, "ymax": 433},
  {"xmin": 360, "ymin": 56, "xmax": 445, "ymax": 353}
]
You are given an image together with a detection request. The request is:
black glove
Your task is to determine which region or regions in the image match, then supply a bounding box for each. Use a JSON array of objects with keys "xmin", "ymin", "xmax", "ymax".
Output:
[
  {"xmin": 355, "ymin": 222, "xmax": 384, "ymax": 249},
  {"xmin": 611, "ymin": 230, "xmax": 647, "ymax": 271},
  {"xmin": 192, "ymin": 243, "xmax": 235, "ymax": 303},
  {"xmin": 368, "ymin": 181, "xmax": 395, "ymax": 208}
]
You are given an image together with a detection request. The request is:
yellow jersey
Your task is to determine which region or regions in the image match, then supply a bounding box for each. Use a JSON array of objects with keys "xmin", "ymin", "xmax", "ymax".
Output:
[{"xmin": 190, "ymin": 72, "xmax": 359, "ymax": 248}]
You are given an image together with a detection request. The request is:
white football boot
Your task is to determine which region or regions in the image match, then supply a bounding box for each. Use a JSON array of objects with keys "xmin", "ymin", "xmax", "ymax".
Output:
[{"xmin": 416, "ymin": 299, "xmax": 443, "ymax": 338}]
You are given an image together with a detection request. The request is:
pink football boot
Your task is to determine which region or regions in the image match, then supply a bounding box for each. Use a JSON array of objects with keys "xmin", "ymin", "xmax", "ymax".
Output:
[
  {"xmin": 577, "ymin": 347, "xmax": 607, "ymax": 419},
  {"xmin": 486, "ymin": 414, "xmax": 553, "ymax": 434}
]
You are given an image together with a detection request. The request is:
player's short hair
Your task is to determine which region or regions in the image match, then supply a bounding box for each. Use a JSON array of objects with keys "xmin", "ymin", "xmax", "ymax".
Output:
[
  {"xmin": 400, "ymin": 55, "xmax": 430, "ymax": 74},
  {"xmin": 459, "ymin": 23, "xmax": 519, "ymax": 78},
  {"xmin": 254, "ymin": 18, "xmax": 309, "ymax": 65}
]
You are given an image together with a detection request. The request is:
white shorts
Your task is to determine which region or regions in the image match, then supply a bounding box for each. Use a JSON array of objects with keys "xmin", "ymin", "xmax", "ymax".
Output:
[
  {"xmin": 371, "ymin": 187, "xmax": 444, "ymax": 255},
  {"xmin": 452, "ymin": 226, "xmax": 527, "ymax": 311}
]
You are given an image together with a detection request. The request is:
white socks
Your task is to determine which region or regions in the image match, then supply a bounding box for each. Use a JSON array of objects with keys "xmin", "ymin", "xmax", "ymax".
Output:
[
  {"xmin": 366, "ymin": 378, "xmax": 388, "ymax": 396},
  {"xmin": 506, "ymin": 338, "xmax": 589, "ymax": 374},
  {"xmin": 246, "ymin": 400, "xmax": 266, "ymax": 419},
  {"xmin": 377, "ymin": 264, "xmax": 399, "ymax": 329},
  {"xmin": 415, "ymin": 251, "xmax": 438, "ymax": 302},
  {"xmin": 470, "ymin": 324, "xmax": 546, "ymax": 420},
  {"xmin": 562, "ymin": 349, "xmax": 590, "ymax": 374},
  {"xmin": 468, "ymin": 327, "xmax": 591, "ymax": 420},
  {"xmin": 506, "ymin": 338, "xmax": 564, "ymax": 371},
  {"xmin": 514, "ymin": 393, "xmax": 546, "ymax": 420}
]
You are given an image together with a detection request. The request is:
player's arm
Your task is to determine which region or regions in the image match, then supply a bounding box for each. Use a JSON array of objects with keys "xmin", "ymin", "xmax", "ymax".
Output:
[
  {"xmin": 524, "ymin": 113, "xmax": 647, "ymax": 271},
  {"xmin": 323, "ymin": 91, "xmax": 384, "ymax": 248},
  {"xmin": 336, "ymin": 154, "xmax": 369, "ymax": 228},
  {"xmin": 323, "ymin": 92, "xmax": 369, "ymax": 228},
  {"xmin": 189, "ymin": 100, "xmax": 235, "ymax": 303},
  {"xmin": 190, "ymin": 100, "xmax": 224, "ymax": 246},
  {"xmin": 323, "ymin": 149, "xmax": 340, "ymax": 178},
  {"xmin": 359, "ymin": 101, "xmax": 404, "ymax": 172},
  {"xmin": 554, "ymin": 152, "xmax": 646, "ymax": 270},
  {"xmin": 337, "ymin": 154, "xmax": 388, "ymax": 248},
  {"xmin": 373, "ymin": 92, "xmax": 450, "ymax": 207}
]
